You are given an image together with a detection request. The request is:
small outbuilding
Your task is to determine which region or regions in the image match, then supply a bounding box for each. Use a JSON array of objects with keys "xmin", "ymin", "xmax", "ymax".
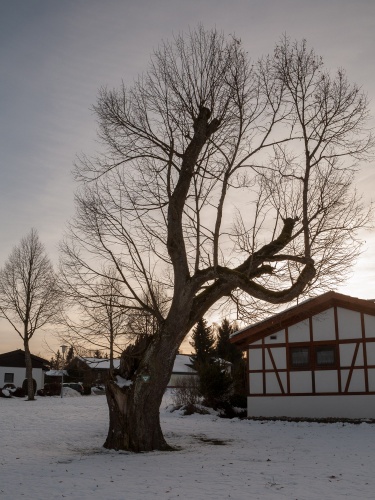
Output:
[
  {"xmin": 230, "ymin": 291, "xmax": 375, "ymax": 419},
  {"xmin": 0, "ymin": 349, "xmax": 50, "ymax": 391}
]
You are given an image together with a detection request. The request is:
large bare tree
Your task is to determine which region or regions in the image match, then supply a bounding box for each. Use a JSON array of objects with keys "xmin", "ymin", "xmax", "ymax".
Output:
[
  {"xmin": 61, "ymin": 28, "xmax": 373, "ymax": 451},
  {"xmin": 0, "ymin": 229, "xmax": 61, "ymax": 400}
]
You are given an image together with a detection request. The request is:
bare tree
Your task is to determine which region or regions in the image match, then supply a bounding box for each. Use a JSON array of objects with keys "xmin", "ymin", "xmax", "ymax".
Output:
[
  {"xmin": 61, "ymin": 270, "xmax": 132, "ymax": 376},
  {"xmin": 60, "ymin": 269, "xmax": 168, "ymax": 376},
  {"xmin": 0, "ymin": 229, "xmax": 61, "ymax": 400},
  {"xmin": 61, "ymin": 28, "xmax": 373, "ymax": 451}
]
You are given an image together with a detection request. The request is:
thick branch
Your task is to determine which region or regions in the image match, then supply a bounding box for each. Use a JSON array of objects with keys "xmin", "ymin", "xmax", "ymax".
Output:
[{"xmin": 167, "ymin": 107, "xmax": 220, "ymax": 284}]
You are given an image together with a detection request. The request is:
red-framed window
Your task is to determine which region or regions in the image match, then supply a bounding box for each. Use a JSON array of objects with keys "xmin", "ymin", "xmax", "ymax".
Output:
[{"xmin": 289, "ymin": 344, "xmax": 337, "ymax": 370}]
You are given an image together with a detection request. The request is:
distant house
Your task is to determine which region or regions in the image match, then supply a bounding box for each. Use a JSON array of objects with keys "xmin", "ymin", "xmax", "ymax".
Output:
[
  {"xmin": 0, "ymin": 349, "xmax": 50, "ymax": 391},
  {"xmin": 66, "ymin": 354, "xmax": 198, "ymax": 387},
  {"xmin": 66, "ymin": 357, "xmax": 119, "ymax": 386},
  {"xmin": 231, "ymin": 292, "xmax": 375, "ymax": 419},
  {"xmin": 168, "ymin": 354, "xmax": 198, "ymax": 387}
]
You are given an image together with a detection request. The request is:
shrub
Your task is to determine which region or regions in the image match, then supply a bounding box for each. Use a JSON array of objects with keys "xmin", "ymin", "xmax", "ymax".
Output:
[
  {"xmin": 216, "ymin": 401, "xmax": 247, "ymax": 419},
  {"xmin": 198, "ymin": 362, "xmax": 233, "ymax": 407},
  {"xmin": 83, "ymin": 385, "xmax": 92, "ymax": 395},
  {"xmin": 40, "ymin": 382, "xmax": 61, "ymax": 396},
  {"xmin": 12, "ymin": 387, "xmax": 26, "ymax": 398},
  {"xmin": 171, "ymin": 376, "xmax": 201, "ymax": 407},
  {"xmin": 181, "ymin": 403, "xmax": 210, "ymax": 416},
  {"xmin": 229, "ymin": 393, "xmax": 247, "ymax": 409}
]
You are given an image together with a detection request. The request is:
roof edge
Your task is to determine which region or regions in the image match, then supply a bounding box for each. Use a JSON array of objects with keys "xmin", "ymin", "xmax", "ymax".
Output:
[{"xmin": 231, "ymin": 291, "xmax": 375, "ymax": 348}]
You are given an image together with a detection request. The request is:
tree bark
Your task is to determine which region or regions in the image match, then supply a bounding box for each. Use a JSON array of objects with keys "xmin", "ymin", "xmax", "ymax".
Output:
[
  {"xmin": 24, "ymin": 340, "xmax": 35, "ymax": 401},
  {"xmin": 103, "ymin": 329, "xmax": 180, "ymax": 452},
  {"xmin": 104, "ymin": 379, "xmax": 171, "ymax": 452}
]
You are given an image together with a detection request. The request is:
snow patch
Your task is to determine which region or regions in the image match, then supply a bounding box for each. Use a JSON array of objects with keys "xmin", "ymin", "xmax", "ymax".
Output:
[
  {"xmin": 62, "ymin": 387, "xmax": 82, "ymax": 397},
  {"xmin": 115, "ymin": 375, "xmax": 132, "ymax": 388}
]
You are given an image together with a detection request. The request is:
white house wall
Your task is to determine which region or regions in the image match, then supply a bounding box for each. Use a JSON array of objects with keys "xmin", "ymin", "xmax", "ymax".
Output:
[
  {"xmin": 264, "ymin": 330, "xmax": 285, "ymax": 344},
  {"xmin": 0, "ymin": 366, "xmax": 44, "ymax": 390},
  {"xmin": 364, "ymin": 314, "xmax": 375, "ymax": 338},
  {"xmin": 314, "ymin": 370, "xmax": 338, "ymax": 393},
  {"xmin": 247, "ymin": 304, "xmax": 375, "ymax": 418},
  {"xmin": 247, "ymin": 395, "xmax": 375, "ymax": 419},
  {"xmin": 312, "ymin": 309, "xmax": 335, "ymax": 341},
  {"xmin": 366, "ymin": 343, "xmax": 375, "ymax": 364},
  {"xmin": 368, "ymin": 369, "xmax": 375, "ymax": 391},
  {"xmin": 337, "ymin": 308, "xmax": 362, "ymax": 339},
  {"xmin": 288, "ymin": 319, "xmax": 309, "ymax": 343},
  {"xmin": 289, "ymin": 371, "xmax": 312, "ymax": 393},
  {"xmin": 340, "ymin": 343, "xmax": 364, "ymax": 366}
]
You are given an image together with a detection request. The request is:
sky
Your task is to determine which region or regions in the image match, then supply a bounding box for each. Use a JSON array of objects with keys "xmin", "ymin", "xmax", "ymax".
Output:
[{"xmin": 1, "ymin": 0, "xmax": 375, "ymax": 357}]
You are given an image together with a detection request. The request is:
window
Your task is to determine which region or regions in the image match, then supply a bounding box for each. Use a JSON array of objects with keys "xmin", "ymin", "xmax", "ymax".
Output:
[
  {"xmin": 289, "ymin": 345, "xmax": 337, "ymax": 370},
  {"xmin": 315, "ymin": 346, "xmax": 336, "ymax": 367},
  {"xmin": 290, "ymin": 347, "xmax": 310, "ymax": 368},
  {"xmin": 4, "ymin": 373, "xmax": 14, "ymax": 383}
]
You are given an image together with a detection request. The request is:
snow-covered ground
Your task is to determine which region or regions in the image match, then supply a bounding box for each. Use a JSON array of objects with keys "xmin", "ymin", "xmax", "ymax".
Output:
[{"xmin": 0, "ymin": 393, "xmax": 374, "ymax": 500}]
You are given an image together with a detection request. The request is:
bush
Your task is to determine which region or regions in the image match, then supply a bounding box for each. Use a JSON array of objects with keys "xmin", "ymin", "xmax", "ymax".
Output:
[
  {"xmin": 231, "ymin": 358, "xmax": 247, "ymax": 396},
  {"xmin": 229, "ymin": 393, "xmax": 247, "ymax": 409},
  {"xmin": 181, "ymin": 403, "xmax": 210, "ymax": 416},
  {"xmin": 171, "ymin": 377, "xmax": 201, "ymax": 407},
  {"xmin": 12, "ymin": 387, "xmax": 26, "ymax": 398},
  {"xmin": 38, "ymin": 382, "xmax": 61, "ymax": 396},
  {"xmin": 22, "ymin": 378, "xmax": 37, "ymax": 395},
  {"xmin": 198, "ymin": 362, "xmax": 233, "ymax": 407},
  {"xmin": 83, "ymin": 385, "xmax": 92, "ymax": 395},
  {"xmin": 216, "ymin": 401, "xmax": 247, "ymax": 419}
]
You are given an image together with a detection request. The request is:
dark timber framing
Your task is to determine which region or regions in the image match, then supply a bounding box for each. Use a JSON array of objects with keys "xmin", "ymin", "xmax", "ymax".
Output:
[{"xmin": 231, "ymin": 291, "xmax": 375, "ymax": 398}]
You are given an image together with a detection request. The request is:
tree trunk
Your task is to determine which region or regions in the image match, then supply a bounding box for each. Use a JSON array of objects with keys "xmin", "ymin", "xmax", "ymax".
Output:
[
  {"xmin": 104, "ymin": 379, "xmax": 171, "ymax": 452},
  {"xmin": 24, "ymin": 341, "xmax": 35, "ymax": 401},
  {"xmin": 103, "ymin": 328, "xmax": 181, "ymax": 452}
]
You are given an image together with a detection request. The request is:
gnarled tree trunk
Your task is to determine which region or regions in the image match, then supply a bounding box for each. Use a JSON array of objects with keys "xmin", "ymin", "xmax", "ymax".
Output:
[{"xmin": 103, "ymin": 329, "xmax": 181, "ymax": 452}]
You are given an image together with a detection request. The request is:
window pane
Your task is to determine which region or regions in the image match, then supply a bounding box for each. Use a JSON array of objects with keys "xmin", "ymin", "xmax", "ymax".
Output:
[
  {"xmin": 4, "ymin": 373, "xmax": 14, "ymax": 383},
  {"xmin": 291, "ymin": 347, "xmax": 310, "ymax": 367},
  {"xmin": 316, "ymin": 347, "xmax": 335, "ymax": 366}
]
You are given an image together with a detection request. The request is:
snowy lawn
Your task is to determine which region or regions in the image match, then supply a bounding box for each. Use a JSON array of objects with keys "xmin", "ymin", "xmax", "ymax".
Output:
[{"xmin": 0, "ymin": 394, "xmax": 374, "ymax": 500}]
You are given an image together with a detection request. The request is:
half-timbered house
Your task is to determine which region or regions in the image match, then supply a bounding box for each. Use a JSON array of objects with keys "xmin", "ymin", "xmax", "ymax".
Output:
[{"xmin": 230, "ymin": 292, "xmax": 375, "ymax": 419}]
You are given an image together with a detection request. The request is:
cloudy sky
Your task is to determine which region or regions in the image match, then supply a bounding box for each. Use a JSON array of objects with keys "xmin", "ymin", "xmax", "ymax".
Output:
[{"xmin": 1, "ymin": 0, "xmax": 375, "ymax": 357}]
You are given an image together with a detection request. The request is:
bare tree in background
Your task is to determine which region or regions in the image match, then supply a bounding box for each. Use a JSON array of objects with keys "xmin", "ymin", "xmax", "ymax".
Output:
[
  {"xmin": 60, "ymin": 269, "xmax": 168, "ymax": 377},
  {"xmin": 61, "ymin": 28, "xmax": 373, "ymax": 451},
  {"xmin": 0, "ymin": 229, "xmax": 61, "ymax": 400},
  {"xmin": 60, "ymin": 269, "xmax": 128, "ymax": 376}
]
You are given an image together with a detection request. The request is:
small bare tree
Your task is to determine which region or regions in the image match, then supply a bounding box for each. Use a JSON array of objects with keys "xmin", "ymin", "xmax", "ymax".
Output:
[
  {"xmin": 61, "ymin": 28, "xmax": 373, "ymax": 451},
  {"xmin": 0, "ymin": 229, "xmax": 61, "ymax": 400},
  {"xmin": 59, "ymin": 268, "xmax": 169, "ymax": 377},
  {"xmin": 60, "ymin": 269, "xmax": 129, "ymax": 376}
]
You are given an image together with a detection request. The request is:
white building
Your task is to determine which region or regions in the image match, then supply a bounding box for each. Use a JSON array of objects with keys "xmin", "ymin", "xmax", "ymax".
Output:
[
  {"xmin": 67, "ymin": 354, "xmax": 198, "ymax": 387},
  {"xmin": 168, "ymin": 354, "xmax": 198, "ymax": 387},
  {"xmin": 0, "ymin": 349, "xmax": 49, "ymax": 391},
  {"xmin": 231, "ymin": 292, "xmax": 375, "ymax": 419}
]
